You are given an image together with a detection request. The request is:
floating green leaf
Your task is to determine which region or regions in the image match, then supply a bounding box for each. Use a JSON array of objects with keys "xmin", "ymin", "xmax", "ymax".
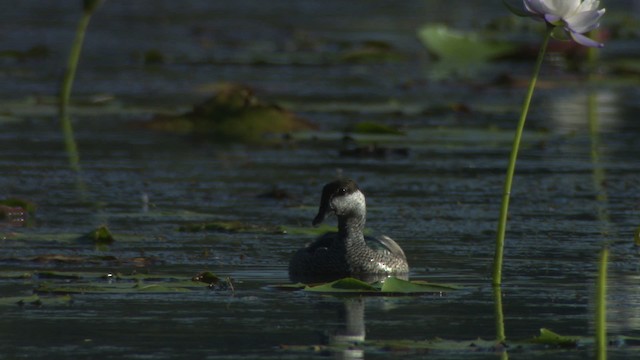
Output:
[
  {"xmin": 146, "ymin": 83, "xmax": 315, "ymax": 143},
  {"xmin": 417, "ymin": 25, "xmax": 516, "ymax": 63},
  {"xmin": 179, "ymin": 220, "xmax": 285, "ymax": 234},
  {"xmin": 0, "ymin": 294, "xmax": 73, "ymax": 307},
  {"xmin": 0, "ymin": 198, "xmax": 37, "ymax": 214},
  {"xmin": 351, "ymin": 122, "xmax": 404, "ymax": 135},
  {"xmin": 78, "ymin": 224, "xmax": 114, "ymax": 245},
  {"xmin": 380, "ymin": 277, "xmax": 461, "ymax": 294},
  {"xmin": 531, "ymin": 328, "xmax": 581, "ymax": 347},
  {"xmin": 29, "ymin": 271, "xmax": 226, "ymax": 295},
  {"xmin": 300, "ymin": 277, "xmax": 461, "ymax": 295},
  {"xmin": 305, "ymin": 277, "xmax": 378, "ymax": 293}
]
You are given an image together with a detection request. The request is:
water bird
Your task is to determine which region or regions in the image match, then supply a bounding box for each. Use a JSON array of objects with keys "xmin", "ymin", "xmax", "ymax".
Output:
[{"xmin": 289, "ymin": 179, "xmax": 409, "ymax": 282}]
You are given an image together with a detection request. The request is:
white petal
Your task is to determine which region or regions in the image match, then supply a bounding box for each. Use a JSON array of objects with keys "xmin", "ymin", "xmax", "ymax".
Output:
[
  {"xmin": 577, "ymin": 0, "xmax": 600, "ymax": 12},
  {"xmin": 541, "ymin": 0, "xmax": 580, "ymax": 17},
  {"xmin": 569, "ymin": 30, "xmax": 603, "ymax": 47},
  {"xmin": 565, "ymin": 8, "xmax": 605, "ymax": 33}
]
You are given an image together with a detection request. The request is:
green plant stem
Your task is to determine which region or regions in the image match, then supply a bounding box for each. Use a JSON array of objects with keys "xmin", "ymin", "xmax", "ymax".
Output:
[
  {"xmin": 60, "ymin": 3, "xmax": 101, "ymax": 198},
  {"xmin": 493, "ymin": 285, "xmax": 506, "ymax": 342},
  {"xmin": 493, "ymin": 28, "xmax": 552, "ymax": 286},
  {"xmin": 596, "ymin": 247, "xmax": 609, "ymax": 360},
  {"xmin": 60, "ymin": 8, "xmax": 93, "ymax": 174},
  {"xmin": 60, "ymin": 9, "xmax": 93, "ymax": 118}
]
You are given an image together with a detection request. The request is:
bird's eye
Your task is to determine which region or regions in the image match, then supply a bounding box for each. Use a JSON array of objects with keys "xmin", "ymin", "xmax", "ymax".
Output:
[{"xmin": 338, "ymin": 187, "xmax": 347, "ymax": 195}]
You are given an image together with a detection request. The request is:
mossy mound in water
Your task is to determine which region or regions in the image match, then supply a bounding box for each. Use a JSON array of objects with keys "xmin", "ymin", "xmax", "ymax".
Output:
[{"xmin": 148, "ymin": 84, "xmax": 315, "ymax": 142}]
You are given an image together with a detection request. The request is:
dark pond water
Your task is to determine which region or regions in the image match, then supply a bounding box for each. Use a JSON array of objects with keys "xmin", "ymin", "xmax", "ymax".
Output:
[{"xmin": 2, "ymin": 1, "xmax": 640, "ymax": 359}]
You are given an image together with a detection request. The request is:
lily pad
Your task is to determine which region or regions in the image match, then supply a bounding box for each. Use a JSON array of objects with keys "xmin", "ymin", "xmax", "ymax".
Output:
[
  {"xmin": 417, "ymin": 25, "xmax": 516, "ymax": 63},
  {"xmin": 0, "ymin": 198, "xmax": 37, "ymax": 214},
  {"xmin": 78, "ymin": 224, "xmax": 114, "ymax": 245},
  {"xmin": 34, "ymin": 273, "xmax": 212, "ymax": 295},
  {"xmin": 350, "ymin": 121, "xmax": 404, "ymax": 135},
  {"xmin": 380, "ymin": 277, "xmax": 462, "ymax": 294},
  {"xmin": 178, "ymin": 220, "xmax": 285, "ymax": 234},
  {"xmin": 0, "ymin": 45, "xmax": 49, "ymax": 61},
  {"xmin": 530, "ymin": 328, "xmax": 581, "ymax": 347},
  {"xmin": 17, "ymin": 254, "xmax": 156, "ymax": 267},
  {"xmin": 339, "ymin": 144, "xmax": 409, "ymax": 159},
  {"xmin": 0, "ymin": 294, "xmax": 73, "ymax": 307},
  {"xmin": 146, "ymin": 83, "xmax": 315, "ymax": 143},
  {"xmin": 305, "ymin": 277, "xmax": 379, "ymax": 293},
  {"xmin": 299, "ymin": 276, "xmax": 461, "ymax": 295}
]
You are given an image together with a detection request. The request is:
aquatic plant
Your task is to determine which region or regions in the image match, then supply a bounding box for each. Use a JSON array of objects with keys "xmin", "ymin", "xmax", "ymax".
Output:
[
  {"xmin": 147, "ymin": 83, "xmax": 314, "ymax": 143},
  {"xmin": 596, "ymin": 247, "xmax": 609, "ymax": 359},
  {"xmin": 494, "ymin": 0, "xmax": 606, "ymax": 285},
  {"xmin": 417, "ymin": 24, "xmax": 516, "ymax": 64},
  {"xmin": 516, "ymin": 0, "xmax": 606, "ymax": 47},
  {"xmin": 59, "ymin": 0, "xmax": 103, "ymax": 116},
  {"xmin": 271, "ymin": 276, "xmax": 460, "ymax": 295},
  {"xmin": 59, "ymin": 0, "xmax": 103, "ymax": 197},
  {"xmin": 78, "ymin": 224, "xmax": 114, "ymax": 245}
]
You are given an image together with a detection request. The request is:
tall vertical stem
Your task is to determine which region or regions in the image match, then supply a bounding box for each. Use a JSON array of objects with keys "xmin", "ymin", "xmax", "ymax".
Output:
[
  {"xmin": 596, "ymin": 247, "xmax": 608, "ymax": 360},
  {"xmin": 493, "ymin": 29, "xmax": 552, "ymax": 286},
  {"xmin": 60, "ymin": 9, "xmax": 93, "ymax": 118}
]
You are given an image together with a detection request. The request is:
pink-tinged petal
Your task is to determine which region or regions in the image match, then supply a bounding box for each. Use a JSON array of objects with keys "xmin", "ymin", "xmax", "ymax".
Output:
[
  {"xmin": 523, "ymin": 0, "xmax": 547, "ymax": 15},
  {"xmin": 542, "ymin": 0, "xmax": 580, "ymax": 17},
  {"xmin": 565, "ymin": 8, "xmax": 605, "ymax": 33},
  {"xmin": 544, "ymin": 13, "xmax": 562, "ymax": 25},
  {"xmin": 569, "ymin": 30, "xmax": 604, "ymax": 47}
]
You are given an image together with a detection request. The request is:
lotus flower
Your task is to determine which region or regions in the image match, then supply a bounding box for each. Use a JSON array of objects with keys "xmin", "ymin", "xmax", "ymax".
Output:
[{"xmin": 521, "ymin": 0, "xmax": 606, "ymax": 47}]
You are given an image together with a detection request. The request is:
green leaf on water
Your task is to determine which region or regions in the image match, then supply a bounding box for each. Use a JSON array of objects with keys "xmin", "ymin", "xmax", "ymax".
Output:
[
  {"xmin": 78, "ymin": 224, "xmax": 115, "ymax": 245},
  {"xmin": 178, "ymin": 220, "xmax": 285, "ymax": 234},
  {"xmin": 300, "ymin": 277, "xmax": 461, "ymax": 295},
  {"xmin": 146, "ymin": 83, "xmax": 315, "ymax": 143},
  {"xmin": 31, "ymin": 271, "xmax": 221, "ymax": 295},
  {"xmin": 351, "ymin": 122, "xmax": 404, "ymax": 135},
  {"xmin": 35, "ymin": 279, "xmax": 209, "ymax": 294},
  {"xmin": 0, "ymin": 271, "xmax": 32, "ymax": 279},
  {"xmin": 417, "ymin": 25, "xmax": 516, "ymax": 63},
  {"xmin": 0, "ymin": 197, "xmax": 37, "ymax": 215},
  {"xmin": 305, "ymin": 277, "xmax": 379, "ymax": 293},
  {"xmin": 0, "ymin": 294, "xmax": 73, "ymax": 307},
  {"xmin": 531, "ymin": 328, "xmax": 581, "ymax": 347},
  {"xmin": 380, "ymin": 277, "xmax": 461, "ymax": 293}
]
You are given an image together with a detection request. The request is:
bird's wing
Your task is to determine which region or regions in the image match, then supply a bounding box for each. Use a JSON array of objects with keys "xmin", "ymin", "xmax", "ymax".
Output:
[{"xmin": 365, "ymin": 235, "xmax": 407, "ymax": 260}]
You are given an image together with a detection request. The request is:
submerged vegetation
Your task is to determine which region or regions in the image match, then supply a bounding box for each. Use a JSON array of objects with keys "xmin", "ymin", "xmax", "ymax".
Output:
[{"xmin": 146, "ymin": 83, "xmax": 315, "ymax": 143}]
